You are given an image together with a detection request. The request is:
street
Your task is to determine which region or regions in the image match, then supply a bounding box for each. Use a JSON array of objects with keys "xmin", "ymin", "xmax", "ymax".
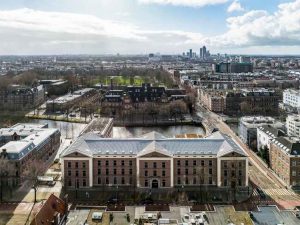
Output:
[{"xmin": 196, "ymin": 103, "xmax": 300, "ymax": 209}]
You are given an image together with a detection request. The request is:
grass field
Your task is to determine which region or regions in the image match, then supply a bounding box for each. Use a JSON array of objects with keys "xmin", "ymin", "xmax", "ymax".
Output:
[{"xmin": 99, "ymin": 76, "xmax": 145, "ymax": 86}]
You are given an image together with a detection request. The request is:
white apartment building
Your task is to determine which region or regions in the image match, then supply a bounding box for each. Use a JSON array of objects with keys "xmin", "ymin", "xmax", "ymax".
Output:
[
  {"xmin": 283, "ymin": 89, "xmax": 300, "ymax": 109},
  {"xmin": 286, "ymin": 114, "xmax": 300, "ymax": 137},
  {"xmin": 257, "ymin": 125, "xmax": 285, "ymax": 150}
]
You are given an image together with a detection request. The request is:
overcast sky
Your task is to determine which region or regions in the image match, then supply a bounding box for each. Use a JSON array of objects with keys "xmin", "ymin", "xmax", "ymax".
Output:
[{"xmin": 0, "ymin": 0, "xmax": 300, "ymax": 55}]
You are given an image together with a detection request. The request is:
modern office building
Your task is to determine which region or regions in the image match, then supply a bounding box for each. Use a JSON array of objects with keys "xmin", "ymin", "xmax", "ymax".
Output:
[
  {"xmin": 61, "ymin": 131, "xmax": 248, "ymax": 190},
  {"xmin": 0, "ymin": 123, "xmax": 61, "ymax": 185},
  {"xmin": 202, "ymin": 46, "xmax": 206, "ymax": 59}
]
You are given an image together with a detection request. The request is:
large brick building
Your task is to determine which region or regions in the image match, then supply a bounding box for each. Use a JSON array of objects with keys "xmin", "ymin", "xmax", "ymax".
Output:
[
  {"xmin": 0, "ymin": 85, "xmax": 45, "ymax": 111},
  {"xmin": 61, "ymin": 131, "xmax": 248, "ymax": 190},
  {"xmin": 0, "ymin": 123, "xmax": 61, "ymax": 186},
  {"xmin": 269, "ymin": 136, "xmax": 300, "ymax": 188}
]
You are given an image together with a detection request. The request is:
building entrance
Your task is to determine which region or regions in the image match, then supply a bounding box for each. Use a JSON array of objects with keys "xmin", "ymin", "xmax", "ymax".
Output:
[{"xmin": 152, "ymin": 179, "xmax": 158, "ymax": 188}]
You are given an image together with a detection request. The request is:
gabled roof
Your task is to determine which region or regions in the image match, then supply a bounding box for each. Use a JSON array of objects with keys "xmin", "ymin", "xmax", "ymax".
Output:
[
  {"xmin": 139, "ymin": 131, "xmax": 167, "ymax": 140},
  {"xmin": 61, "ymin": 131, "xmax": 247, "ymax": 158},
  {"xmin": 137, "ymin": 141, "xmax": 173, "ymax": 157}
]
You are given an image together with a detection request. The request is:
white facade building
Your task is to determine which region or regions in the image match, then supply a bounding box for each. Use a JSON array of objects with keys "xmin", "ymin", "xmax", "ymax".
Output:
[
  {"xmin": 283, "ymin": 89, "xmax": 300, "ymax": 109},
  {"xmin": 286, "ymin": 114, "xmax": 300, "ymax": 137},
  {"xmin": 257, "ymin": 125, "xmax": 285, "ymax": 150}
]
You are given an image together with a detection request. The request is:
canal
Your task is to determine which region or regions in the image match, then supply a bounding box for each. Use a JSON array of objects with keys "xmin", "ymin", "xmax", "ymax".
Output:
[{"xmin": 28, "ymin": 119, "xmax": 205, "ymax": 139}]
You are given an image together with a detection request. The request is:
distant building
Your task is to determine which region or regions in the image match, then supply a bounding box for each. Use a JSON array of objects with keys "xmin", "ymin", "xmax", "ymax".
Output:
[
  {"xmin": 269, "ymin": 136, "xmax": 300, "ymax": 187},
  {"xmin": 283, "ymin": 89, "xmax": 300, "ymax": 110},
  {"xmin": 61, "ymin": 131, "xmax": 249, "ymax": 190},
  {"xmin": 225, "ymin": 88, "xmax": 280, "ymax": 116},
  {"xmin": 238, "ymin": 116, "xmax": 283, "ymax": 149},
  {"xmin": 199, "ymin": 89, "xmax": 225, "ymax": 113},
  {"xmin": 239, "ymin": 56, "xmax": 251, "ymax": 63},
  {"xmin": 101, "ymin": 83, "xmax": 186, "ymax": 111},
  {"xmin": 189, "ymin": 49, "xmax": 192, "ymax": 58},
  {"xmin": 40, "ymin": 79, "xmax": 69, "ymax": 96},
  {"xmin": 0, "ymin": 85, "xmax": 45, "ymax": 111},
  {"xmin": 200, "ymin": 88, "xmax": 280, "ymax": 116},
  {"xmin": 202, "ymin": 46, "xmax": 206, "ymax": 59},
  {"xmin": 46, "ymin": 88, "xmax": 97, "ymax": 112},
  {"xmin": 286, "ymin": 114, "xmax": 300, "ymax": 137},
  {"xmin": 213, "ymin": 62, "xmax": 253, "ymax": 73},
  {"xmin": 0, "ymin": 123, "xmax": 60, "ymax": 186}
]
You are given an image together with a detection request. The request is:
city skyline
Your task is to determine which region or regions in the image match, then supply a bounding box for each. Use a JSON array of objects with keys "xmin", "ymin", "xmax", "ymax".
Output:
[{"xmin": 0, "ymin": 0, "xmax": 299, "ymax": 55}]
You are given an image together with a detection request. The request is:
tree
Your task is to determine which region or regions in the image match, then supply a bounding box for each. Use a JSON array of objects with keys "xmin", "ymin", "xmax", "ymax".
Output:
[
  {"xmin": 22, "ymin": 159, "xmax": 48, "ymax": 203},
  {"xmin": 0, "ymin": 154, "xmax": 15, "ymax": 202}
]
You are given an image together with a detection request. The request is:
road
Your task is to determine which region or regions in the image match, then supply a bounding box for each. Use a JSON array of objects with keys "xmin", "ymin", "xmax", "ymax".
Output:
[{"xmin": 196, "ymin": 103, "xmax": 300, "ymax": 209}]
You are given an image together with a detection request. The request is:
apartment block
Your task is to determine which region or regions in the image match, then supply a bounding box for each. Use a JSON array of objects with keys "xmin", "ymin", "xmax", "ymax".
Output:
[
  {"xmin": 286, "ymin": 114, "xmax": 300, "ymax": 137},
  {"xmin": 0, "ymin": 123, "xmax": 61, "ymax": 185},
  {"xmin": 269, "ymin": 136, "xmax": 300, "ymax": 187}
]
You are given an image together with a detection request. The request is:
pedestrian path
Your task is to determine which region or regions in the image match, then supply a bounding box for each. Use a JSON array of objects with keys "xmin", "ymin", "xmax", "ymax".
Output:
[{"xmin": 252, "ymin": 188, "xmax": 300, "ymax": 200}]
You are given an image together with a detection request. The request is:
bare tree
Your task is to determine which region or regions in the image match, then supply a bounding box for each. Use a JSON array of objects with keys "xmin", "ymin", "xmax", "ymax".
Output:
[{"xmin": 0, "ymin": 154, "xmax": 15, "ymax": 202}]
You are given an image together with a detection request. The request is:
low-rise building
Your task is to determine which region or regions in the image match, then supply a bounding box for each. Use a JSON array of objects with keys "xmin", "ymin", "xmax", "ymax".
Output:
[
  {"xmin": 80, "ymin": 118, "xmax": 114, "ymax": 138},
  {"xmin": 0, "ymin": 123, "xmax": 61, "ymax": 186},
  {"xmin": 239, "ymin": 116, "xmax": 283, "ymax": 149},
  {"xmin": 46, "ymin": 88, "xmax": 97, "ymax": 112},
  {"xmin": 61, "ymin": 131, "xmax": 248, "ymax": 191}
]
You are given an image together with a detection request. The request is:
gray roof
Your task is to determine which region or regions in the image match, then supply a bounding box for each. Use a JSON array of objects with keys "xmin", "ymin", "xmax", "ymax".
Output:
[
  {"xmin": 251, "ymin": 206, "xmax": 300, "ymax": 225},
  {"xmin": 272, "ymin": 136, "xmax": 300, "ymax": 155},
  {"xmin": 258, "ymin": 125, "xmax": 285, "ymax": 138},
  {"xmin": 62, "ymin": 131, "xmax": 247, "ymax": 158}
]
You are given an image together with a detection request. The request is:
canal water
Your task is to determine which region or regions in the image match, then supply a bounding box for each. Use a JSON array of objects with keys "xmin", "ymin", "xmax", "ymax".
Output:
[
  {"xmin": 113, "ymin": 126, "xmax": 205, "ymax": 138},
  {"xmin": 28, "ymin": 119, "xmax": 205, "ymax": 139}
]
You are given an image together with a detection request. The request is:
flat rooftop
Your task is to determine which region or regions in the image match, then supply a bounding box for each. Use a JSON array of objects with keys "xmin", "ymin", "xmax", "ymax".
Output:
[
  {"xmin": 81, "ymin": 118, "xmax": 113, "ymax": 137},
  {"xmin": 251, "ymin": 206, "xmax": 300, "ymax": 225}
]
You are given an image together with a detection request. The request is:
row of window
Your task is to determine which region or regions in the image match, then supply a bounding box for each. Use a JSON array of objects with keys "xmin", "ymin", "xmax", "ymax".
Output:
[
  {"xmin": 224, "ymin": 170, "xmax": 243, "ymax": 177},
  {"xmin": 68, "ymin": 170, "xmax": 87, "ymax": 177},
  {"xmin": 97, "ymin": 177, "xmax": 133, "ymax": 185},
  {"xmin": 97, "ymin": 168, "xmax": 133, "ymax": 175},
  {"xmin": 144, "ymin": 162, "xmax": 166, "ymax": 168},
  {"xmin": 176, "ymin": 160, "xmax": 213, "ymax": 167},
  {"xmin": 144, "ymin": 170, "xmax": 166, "ymax": 177},
  {"xmin": 177, "ymin": 168, "xmax": 212, "ymax": 175},
  {"xmin": 177, "ymin": 177, "xmax": 213, "ymax": 185},
  {"xmin": 98, "ymin": 160, "xmax": 133, "ymax": 167},
  {"xmin": 223, "ymin": 161, "xmax": 243, "ymax": 168},
  {"xmin": 67, "ymin": 161, "xmax": 86, "ymax": 168}
]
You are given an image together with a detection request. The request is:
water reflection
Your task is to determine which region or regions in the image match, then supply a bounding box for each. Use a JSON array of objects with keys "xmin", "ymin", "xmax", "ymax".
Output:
[
  {"xmin": 28, "ymin": 119, "xmax": 87, "ymax": 139},
  {"xmin": 113, "ymin": 125, "xmax": 205, "ymax": 138}
]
